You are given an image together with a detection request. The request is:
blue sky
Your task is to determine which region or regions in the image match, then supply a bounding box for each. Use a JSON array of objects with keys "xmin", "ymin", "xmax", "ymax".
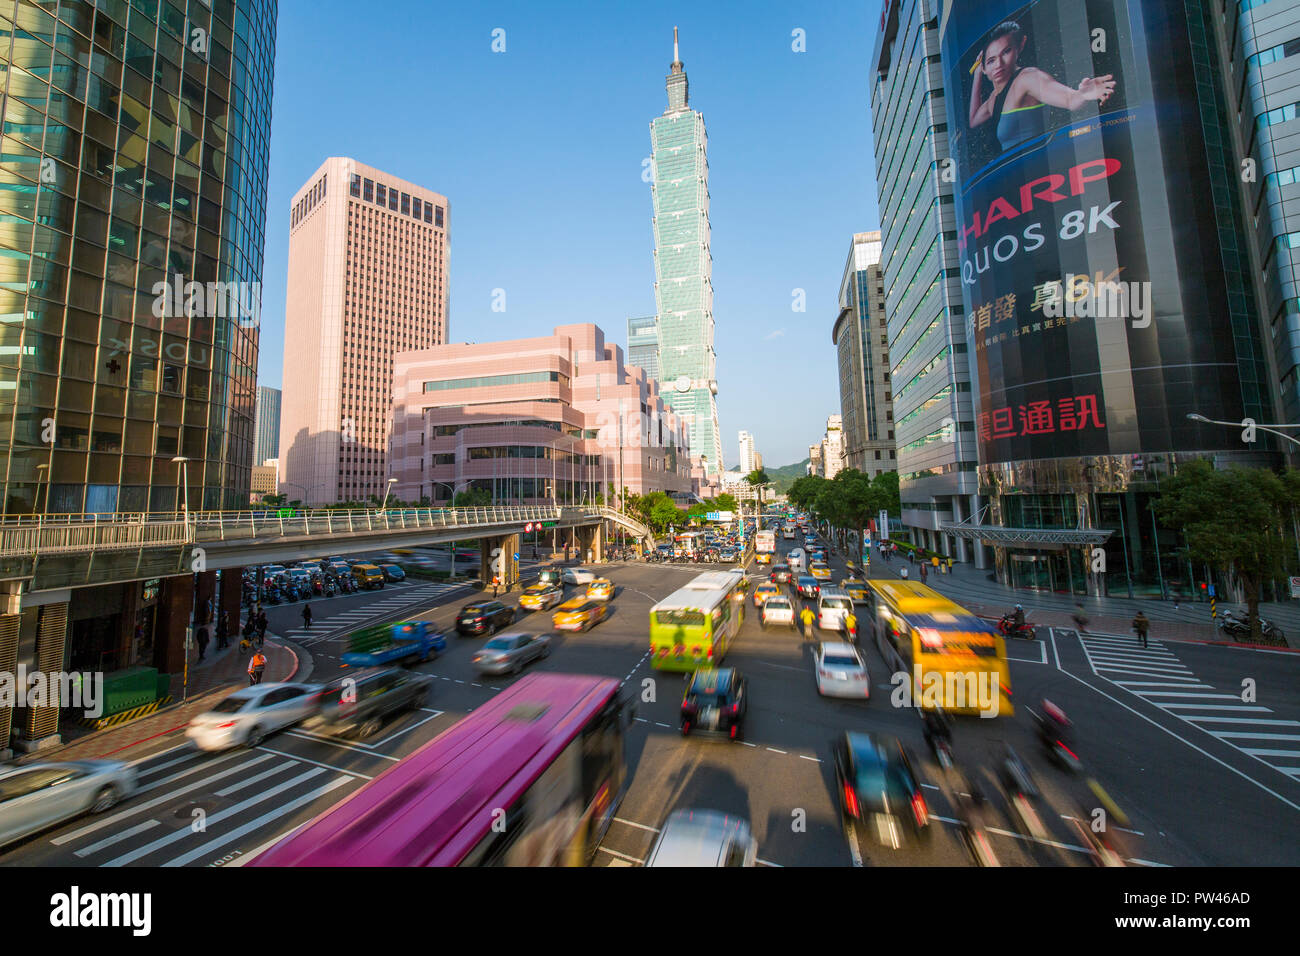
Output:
[{"xmin": 258, "ymin": 0, "xmax": 881, "ymax": 468}]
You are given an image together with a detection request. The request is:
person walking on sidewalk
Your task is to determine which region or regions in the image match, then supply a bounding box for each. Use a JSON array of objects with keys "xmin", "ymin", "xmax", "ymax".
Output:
[
  {"xmin": 302, "ymin": 602, "xmax": 312, "ymax": 630},
  {"xmin": 256, "ymin": 609, "xmax": 268, "ymax": 647},
  {"xmin": 216, "ymin": 614, "xmax": 229, "ymax": 649},
  {"xmin": 240, "ymin": 617, "xmax": 255, "ymax": 653},
  {"xmin": 1072, "ymin": 601, "xmax": 1089, "ymax": 635},
  {"xmin": 920, "ymin": 562, "xmax": 928, "ymax": 583},
  {"xmin": 247, "ymin": 649, "xmax": 267, "ymax": 685},
  {"xmin": 1133, "ymin": 611, "xmax": 1150, "ymax": 649},
  {"xmin": 196, "ymin": 623, "xmax": 210, "ymax": 660},
  {"xmin": 899, "ymin": 566, "xmax": 909, "ymax": 580}
]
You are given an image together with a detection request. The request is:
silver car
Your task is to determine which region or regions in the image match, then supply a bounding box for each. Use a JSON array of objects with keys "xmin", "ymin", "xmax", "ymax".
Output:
[
  {"xmin": 561, "ymin": 567, "xmax": 597, "ymax": 585},
  {"xmin": 186, "ymin": 682, "xmax": 324, "ymax": 751},
  {"xmin": 644, "ymin": 809, "xmax": 758, "ymax": 867},
  {"xmin": 0, "ymin": 760, "xmax": 138, "ymax": 850},
  {"xmin": 815, "ymin": 641, "xmax": 871, "ymax": 698},
  {"xmin": 472, "ymin": 632, "xmax": 552, "ymax": 675}
]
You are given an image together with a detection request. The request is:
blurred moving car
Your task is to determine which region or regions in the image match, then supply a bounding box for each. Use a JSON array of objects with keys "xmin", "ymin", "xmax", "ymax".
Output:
[
  {"xmin": 770, "ymin": 564, "xmax": 793, "ymax": 585},
  {"xmin": 796, "ymin": 575, "xmax": 821, "ymax": 599},
  {"xmin": 752, "ymin": 582, "xmax": 782, "ymax": 607},
  {"xmin": 817, "ymin": 588, "xmax": 854, "ymax": 630},
  {"xmin": 833, "ymin": 731, "xmax": 929, "ymax": 847},
  {"xmin": 815, "ymin": 642, "xmax": 870, "ymax": 698},
  {"xmin": 760, "ymin": 595, "xmax": 795, "ymax": 629},
  {"xmin": 643, "ymin": 809, "xmax": 758, "ymax": 867},
  {"xmin": 586, "ymin": 578, "xmax": 615, "ymax": 602},
  {"xmin": 455, "ymin": 601, "xmax": 516, "ymax": 636},
  {"xmin": 519, "ymin": 582, "xmax": 565, "ymax": 611},
  {"xmin": 755, "ymin": 551, "xmax": 772, "ymax": 565},
  {"xmin": 561, "ymin": 567, "xmax": 597, "ymax": 585},
  {"xmin": 680, "ymin": 667, "xmax": 747, "ymax": 740},
  {"xmin": 380, "ymin": 564, "xmax": 406, "ymax": 583},
  {"xmin": 472, "ymin": 632, "xmax": 552, "ymax": 675},
  {"xmin": 0, "ymin": 760, "xmax": 139, "ymax": 849},
  {"xmin": 186, "ymin": 683, "xmax": 323, "ymax": 751},
  {"xmin": 304, "ymin": 668, "xmax": 432, "ymax": 738},
  {"xmin": 552, "ymin": 598, "xmax": 608, "ymax": 632},
  {"xmin": 810, "ymin": 563, "xmax": 832, "ymax": 581},
  {"xmin": 840, "ymin": 578, "xmax": 868, "ymax": 602}
]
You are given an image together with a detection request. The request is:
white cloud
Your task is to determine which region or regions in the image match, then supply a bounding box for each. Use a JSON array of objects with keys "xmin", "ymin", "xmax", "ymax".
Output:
[{"xmin": 764, "ymin": 329, "xmax": 785, "ymax": 340}]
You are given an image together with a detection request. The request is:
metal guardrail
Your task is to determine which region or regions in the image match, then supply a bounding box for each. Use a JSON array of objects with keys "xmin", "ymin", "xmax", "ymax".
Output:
[{"xmin": 0, "ymin": 505, "xmax": 656, "ymax": 559}]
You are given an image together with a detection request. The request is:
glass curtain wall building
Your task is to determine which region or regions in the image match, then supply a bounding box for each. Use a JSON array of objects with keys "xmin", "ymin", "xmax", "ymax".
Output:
[
  {"xmin": 254, "ymin": 383, "xmax": 278, "ymax": 463},
  {"xmin": 0, "ymin": 0, "xmax": 272, "ymax": 516},
  {"xmin": 650, "ymin": 28, "xmax": 722, "ymax": 474},
  {"xmin": 871, "ymin": 0, "xmax": 981, "ymax": 563},
  {"xmin": 626, "ymin": 313, "xmax": 660, "ymax": 382}
]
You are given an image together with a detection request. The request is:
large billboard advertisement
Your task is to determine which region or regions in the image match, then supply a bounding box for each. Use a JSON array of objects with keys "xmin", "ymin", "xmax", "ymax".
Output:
[{"xmin": 940, "ymin": 0, "xmax": 1245, "ymax": 465}]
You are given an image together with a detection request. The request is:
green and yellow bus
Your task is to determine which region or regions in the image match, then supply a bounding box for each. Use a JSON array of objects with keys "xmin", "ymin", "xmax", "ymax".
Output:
[
  {"xmin": 649, "ymin": 570, "xmax": 749, "ymax": 672},
  {"xmin": 864, "ymin": 579, "xmax": 1012, "ymax": 716}
]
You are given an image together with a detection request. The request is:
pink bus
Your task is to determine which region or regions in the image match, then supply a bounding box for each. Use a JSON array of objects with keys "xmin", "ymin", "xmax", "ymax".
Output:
[{"xmin": 252, "ymin": 673, "xmax": 629, "ymax": 866}]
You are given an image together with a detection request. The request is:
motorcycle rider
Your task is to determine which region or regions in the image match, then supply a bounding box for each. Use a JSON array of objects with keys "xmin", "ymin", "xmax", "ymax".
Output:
[
  {"xmin": 1012, "ymin": 604, "xmax": 1026, "ymax": 631},
  {"xmin": 921, "ymin": 706, "xmax": 952, "ymax": 757},
  {"xmin": 1036, "ymin": 699, "xmax": 1073, "ymax": 751}
]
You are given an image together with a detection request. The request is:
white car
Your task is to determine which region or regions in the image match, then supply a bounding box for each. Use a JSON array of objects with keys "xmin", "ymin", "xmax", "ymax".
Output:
[
  {"xmin": 644, "ymin": 809, "xmax": 758, "ymax": 867},
  {"xmin": 815, "ymin": 642, "xmax": 870, "ymax": 698},
  {"xmin": 561, "ymin": 567, "xmax": 597, "ymax": 585},
  {"xmin": 0, "ymin": 760, "xmax": 138, "ymax": 849},
  {"xmin": 761, "ymin": 596, "xmax": 796, "ymax": 629},
  {"xmin": 186, "ymin": 683, "xmax": 323, "ymax": 751}
]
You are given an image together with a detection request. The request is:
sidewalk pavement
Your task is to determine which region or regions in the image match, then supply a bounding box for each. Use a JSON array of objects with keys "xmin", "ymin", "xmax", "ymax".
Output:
[
  {"xmin": 11, "ymin": 635, "xmax": 304, "ymax": 767},
  {"xmin": 833, "ymin": 538, "xmax": 1293, "ymax": 646}
]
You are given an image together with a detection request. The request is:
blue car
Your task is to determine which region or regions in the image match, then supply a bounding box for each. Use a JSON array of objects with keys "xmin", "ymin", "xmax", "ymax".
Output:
[{"xmin": 381, "ymin": 564, "xmax": 406, "ymax": 583}]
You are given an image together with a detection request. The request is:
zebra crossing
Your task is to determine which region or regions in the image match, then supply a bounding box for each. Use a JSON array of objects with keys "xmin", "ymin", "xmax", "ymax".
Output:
[
  {"xmin": 282, "ymin": 581, "xmax": 468, "ymax": 645},
  {"xmin": 46, "ymin": 746, "xmax": 369, "ymax": 867},
  {"xmin": 1078, "ymin": 633, "xmax": 1300, "ymax": 782}
]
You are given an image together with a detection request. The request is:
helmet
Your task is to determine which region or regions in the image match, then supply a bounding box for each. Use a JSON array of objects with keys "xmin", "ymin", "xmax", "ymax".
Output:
[{"xmin": 1015, "ymin": 604, "xmax": 1023, "ymax": 611}]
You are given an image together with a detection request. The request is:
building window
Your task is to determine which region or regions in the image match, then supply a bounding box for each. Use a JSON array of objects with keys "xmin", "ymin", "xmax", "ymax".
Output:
[
  {"xmin": 424, "ymin": 204, "xmax": 433, "ymax": 224},
  {"xmin": 401, "ymin": 192, "xmax": 410, "ymax": 215},
  {"xmin": 363, "ymin": 178, "xmax": 374, "ymax": 201},
  {"xmin": 412, "ymin": 198, "xmax": 421, "ymax": 219},
  {"xmin": 389, "ymin": 189, "xmax": 398, "ymax": 211},
  {"xmin": 422, "ymin": 370, "xmax": 569, "ymax": 392},
  {"xmin": 350, "ymin": 174, "xmax": 361, "ymax": 197},
  {"xmin": 435, "ymin": 206, "xmax": 443, "ymax": 227},
  {"xmin": 376, "ymin": 184, "xmax": 386, "ymax": 205}
]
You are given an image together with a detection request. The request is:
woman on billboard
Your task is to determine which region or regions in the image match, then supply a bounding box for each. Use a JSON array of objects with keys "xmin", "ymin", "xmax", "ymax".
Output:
[{"xmin": 968, "ymin": 20, "xmax": 1116, "ymax": 154}]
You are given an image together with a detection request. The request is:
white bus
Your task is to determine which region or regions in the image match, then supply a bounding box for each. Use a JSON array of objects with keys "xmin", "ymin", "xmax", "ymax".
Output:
[
  {"xmin": 755, "ymin": 530, "xmax": 777, "ymax": 554},
  {"xmin": 782, "ymin": 526, "xmax": 797, "ymax": 540}
]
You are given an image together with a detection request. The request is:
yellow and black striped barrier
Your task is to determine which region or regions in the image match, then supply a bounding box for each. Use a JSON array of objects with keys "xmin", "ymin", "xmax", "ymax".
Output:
[
  {"xmin": 1210, "ymin": 596, "xmax": 1217, "ymax": 620},
  {"xmin": 73, "ymin": 696, "xmax": 173, "ymax": 731}
]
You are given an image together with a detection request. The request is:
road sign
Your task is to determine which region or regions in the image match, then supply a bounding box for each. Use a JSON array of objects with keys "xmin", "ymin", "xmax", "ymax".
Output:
[
  {"xmin": 513, "ymin": 552, "xmax": 520, "ymax": 561},
  {"xmin": 1290, "ymin": 577, "xmax": 1300, "ymax": 598},
  {"xmin": 524, "ymin": 522, "xmax": 533, "ymax": 532},
  {"xmin": 878, "ymin": 511, "xmax": 890, "ymax": 540}
]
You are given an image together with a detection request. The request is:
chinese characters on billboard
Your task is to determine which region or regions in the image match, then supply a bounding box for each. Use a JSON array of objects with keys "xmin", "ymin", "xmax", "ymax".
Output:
[{"xmin": 940, "ymin": 0, "xmax": 1245, "ymax": 465}]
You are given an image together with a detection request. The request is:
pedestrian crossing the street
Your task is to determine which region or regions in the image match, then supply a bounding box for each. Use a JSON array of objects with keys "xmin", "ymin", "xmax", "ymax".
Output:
[
  {"xmin": 282, "ymin": 582, "xmax": 467, "ymax": 644},
  {"xmin": 1078, "ymin": 633, "xmax": 1300, "ymax": 781},
  {"xmin": 47, "ymin": 748, "xmax": 366, "ymax": 867}
]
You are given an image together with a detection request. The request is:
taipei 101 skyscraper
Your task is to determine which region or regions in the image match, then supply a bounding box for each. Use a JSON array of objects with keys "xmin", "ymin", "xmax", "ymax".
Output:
[{"xmin": 650, "ymin": 28, "xmax": 722, "ymax": 475}]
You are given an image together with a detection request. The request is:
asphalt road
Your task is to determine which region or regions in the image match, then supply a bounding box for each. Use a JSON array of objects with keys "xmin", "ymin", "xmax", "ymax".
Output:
[{"xmin": 3, "ymin": 530, "xmax": 1298, "ymax": 867}]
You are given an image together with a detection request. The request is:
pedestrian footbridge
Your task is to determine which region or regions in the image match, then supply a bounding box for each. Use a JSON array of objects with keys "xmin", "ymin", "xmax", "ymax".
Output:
[{"xmin": 0, "ymin": 505, "xmax": 655, "ymax": 594}]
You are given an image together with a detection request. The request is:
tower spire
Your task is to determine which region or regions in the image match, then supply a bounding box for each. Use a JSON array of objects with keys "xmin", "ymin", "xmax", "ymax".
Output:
[
  {"xmin": 673, "ymin": 26, "xmax": 680, "ymax": 66},
  {"xmin": 666, "ymin": 26, "xmax": 688, "ymax": 111}
]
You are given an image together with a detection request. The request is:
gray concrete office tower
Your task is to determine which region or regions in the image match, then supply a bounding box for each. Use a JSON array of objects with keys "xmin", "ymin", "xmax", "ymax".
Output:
[
  {"xmin": 255, "ymin": 385, "xmax": 281, "ymax": 464},
  {"xmin": 833, "ymin": 232, "xmax": 896, "ymax": 478},
  {"xmin": 871, "ymin": 0, "xmax": 980, "ymax": 563},
  {"xmin": 650, "ymin": 28, "xmax": 722, "ymax": 474},
  {"xmin": 1213, "ymin": 2, "xmax": 1300, "ymax": 435}
]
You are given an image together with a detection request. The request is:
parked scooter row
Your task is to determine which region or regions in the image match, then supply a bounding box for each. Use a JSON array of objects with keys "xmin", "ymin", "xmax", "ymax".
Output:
[{"xmin": 242, "ymin": 572, "xmax": 356, "ymax": 607}]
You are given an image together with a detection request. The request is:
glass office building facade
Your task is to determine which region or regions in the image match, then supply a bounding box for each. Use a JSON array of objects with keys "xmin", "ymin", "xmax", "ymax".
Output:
[
  {"xmin": 650, "ymin": 32, "xmax": 722, "ymax": 474},
  {"xmin": 626, "ymin": 313, "xmax": 659, "ymax": 382},
  {"xmin": 0, "ymin": 0, "xmax": 274, "ymax": 517}
]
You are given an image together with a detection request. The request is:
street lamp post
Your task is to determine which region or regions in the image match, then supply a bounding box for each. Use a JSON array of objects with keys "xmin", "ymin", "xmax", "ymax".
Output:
[
  {"xmin": 171, "ymin": 456, "xmax": 190, "ymax": 538},
  {"xmin": 34, "ymin": 462, "xmax": 49, "ymax": 515},
  {"xmin": 380, "ymin": 477, "xmax": 398, "ymax": 511},
  {"xmin": 1186, "ymin": 412, "xmax": 1300, "ymax": 448}
]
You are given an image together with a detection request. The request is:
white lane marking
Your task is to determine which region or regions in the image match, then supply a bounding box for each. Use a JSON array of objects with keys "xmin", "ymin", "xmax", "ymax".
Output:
[
  {"xmin": 224, "ymin": 821, "xmax": 310, "ymax": 866},
  {"xmin": 1158, "ymin": 704, "xmax": 1273, "ymax": 711},
  {"xmin": 654, "ymin": 722, "xmax": 671, "ymax": 728},
  {"xmin": 611, "ymin": 817, "xmax": 660, "ymax": 834},
  {"xmin": 597, "ymin": 846, "xmax": 645, "ymax": 865},
  {"xmin": 371, "ymin": 711, "xmax": 444, "ymax": 747},
  {"xmin": 164, "ymin": 776, "xmax": 351, "ymax": 868},
  {"xmin": 282, "ymin": 731, "xmax": 402, "ymax": 760},
  {"xmin": 251, "ymin": 746, "xmax": 375, "ymax": 780},
  {"xmin": 766, "ymin": 747, "xmax": 788, "ymax": 754},
  {"xmin": 742, "ymin": 741, "xmax": 757, "ymax": 747},
  {"xmin": 73, "ymin": 819, "xmax": 161, "ymax": 858},
  {"xmin": 1133, "ymin": 692, "xmax": 1249, "ymax": 699},
  {"xmin": 102, "ymin": 767, "xmax": 329, "ymax": 867},
  {"xmin": 1184, "ymin": 717, "xmax": 1300, "ymax": 725},
  {"xmin": 136, "ymin": 749, "xmax": 247, "ymax": 795},
  {"xmin": 1208, "ymin": 732, "xmax": 1300, "ymax": 741},
  {"xmin": 54, "ymin": 753, "xmax": 274, "ymax": 846},
  {"xmin": 216, "ymin": 760, "xmax": 301, "ymax": 797},
  {"xmin": 798, "ymin": 754, "xmax": 822, "ymax": 763},
  {"xmin": 1241, "ymin": 748, "xmax": 1300, "ymax": 758},
  {"xmin": 133, "ymin": 749, "xmax": 204, "ymax": 777},
  {"xmin": 1114, "ymin": 681, "xmax": 1215, "ymax": 689}
]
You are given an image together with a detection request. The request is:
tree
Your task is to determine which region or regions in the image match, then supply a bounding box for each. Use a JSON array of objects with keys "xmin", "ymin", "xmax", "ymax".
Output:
[
  {"xmin": 714, "ymin": 492, "xmax": 738, "ymax": 513},
  {"xmin": 787, "ymin": 475, "xmax": 829, "ymax": 512},
  {"xmin": 872, "ymin": 470, "xmax": 901, "ymax": 517},
  {"xmin": 1155, "ymin": 461, "xmax": 1297, "ymax": 644},
  {"xmin": 453, "ymin": 487, "xmax": 492, "ymax": 507},
  {"xmin": 649, "ymin": 496, "xmax": 684, "ymax": 533}
]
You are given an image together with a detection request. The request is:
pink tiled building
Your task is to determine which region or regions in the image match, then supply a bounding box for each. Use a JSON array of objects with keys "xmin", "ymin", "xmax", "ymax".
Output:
[
  {"xmin": 279, "ymin": 158, "xmax": 449, "ymax": 505},
  {"xmin": 390, "ymin": 325, "xmax": 699, "ymax": 505}
]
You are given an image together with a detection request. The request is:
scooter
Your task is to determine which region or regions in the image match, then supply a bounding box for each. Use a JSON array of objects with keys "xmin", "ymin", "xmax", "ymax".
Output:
[
  {"xmin": 1218, "ymin": 609, "xmax": 1285, "ymax": 641},
  {"xmin": 999, "ymin": 745, "xmax": 1047, "ymax": 840},
  {"xmin": 997, "ymin": 614, "xmax": 1036, "ymax": 640}
]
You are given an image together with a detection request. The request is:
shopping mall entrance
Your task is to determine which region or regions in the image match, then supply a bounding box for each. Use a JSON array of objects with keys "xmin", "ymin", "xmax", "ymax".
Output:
[{"xmin": 1006, "ymin": 549, "xmax": 1090, "ymax": 595}]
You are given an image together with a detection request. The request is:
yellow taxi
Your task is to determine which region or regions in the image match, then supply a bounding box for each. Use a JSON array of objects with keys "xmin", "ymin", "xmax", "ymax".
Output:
[
  {"xmin": 552, "ymin": 598, "xmax": 609, "ymax": 632},
  {"xmin": 519, "ymin": 582, "xmax": 565, "ymax": 611},
  {"xmin": 752, "ymin": 582, "xmax": 782, "ymax": 608},
  {"xmin": 756, "ymin": 552, "xmax": 772, "ymax": 565},
  {"xmin": 840, "ymin": 578, "xmax": 868, "ymax": 602},
  {"xmin": 810, "ymin": 563, "xmax": 832, "ymax": 581},
  {"xmin": 586, "ymin": 578, "xmax": 615, "ymax": 602}
]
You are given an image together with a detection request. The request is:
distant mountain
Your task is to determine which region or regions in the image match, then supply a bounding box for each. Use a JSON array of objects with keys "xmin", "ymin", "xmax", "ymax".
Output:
[{"xmin": 766, "ymin": 459, "xmax": 810, "ymax": 494}]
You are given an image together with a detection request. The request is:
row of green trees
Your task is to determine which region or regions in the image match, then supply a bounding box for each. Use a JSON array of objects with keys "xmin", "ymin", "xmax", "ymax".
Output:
[{"xmin": 784, "ymin": 469, "xmax": 901, "ymax": 546}]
